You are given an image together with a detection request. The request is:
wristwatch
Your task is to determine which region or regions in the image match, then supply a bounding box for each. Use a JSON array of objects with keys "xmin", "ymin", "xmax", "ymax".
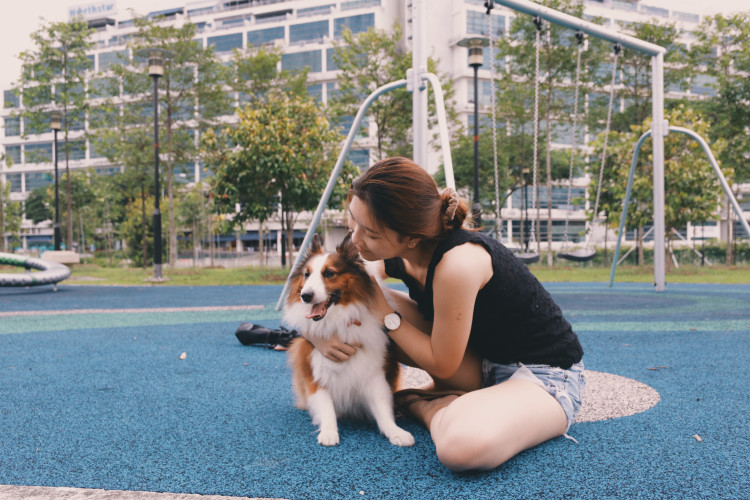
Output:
[{"xmin": 382, "ymin": 311, "xmax": 402, "ymax": 334}]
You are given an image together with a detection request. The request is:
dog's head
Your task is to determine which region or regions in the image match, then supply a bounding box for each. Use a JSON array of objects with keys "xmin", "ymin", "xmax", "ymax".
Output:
[{"xmin": 287, "ymin": 231, "xmax": 375, "ymax": 321}]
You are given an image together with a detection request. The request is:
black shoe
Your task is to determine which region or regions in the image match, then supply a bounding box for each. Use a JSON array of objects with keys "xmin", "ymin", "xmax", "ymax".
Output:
[{"xmin": 235, "ymin": 323, "xmax": 298, "ymax": 348}]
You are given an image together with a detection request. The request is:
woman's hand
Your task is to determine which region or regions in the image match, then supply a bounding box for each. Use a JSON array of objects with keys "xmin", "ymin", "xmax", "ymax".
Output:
[{"xmin": 305, "ymin": 333, "xmax": 361, "ymax": 362}]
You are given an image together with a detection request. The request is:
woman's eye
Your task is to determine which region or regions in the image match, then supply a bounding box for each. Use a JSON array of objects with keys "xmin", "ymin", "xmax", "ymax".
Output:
[{"xmin": 323, "ymin": 270, "xmax": 335, "ymax": 278}]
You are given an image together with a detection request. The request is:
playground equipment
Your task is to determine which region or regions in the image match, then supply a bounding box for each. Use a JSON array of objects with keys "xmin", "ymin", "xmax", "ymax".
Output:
[
  {"xmin": 609, "ymin": 126, "xmax": 750, "ymax": 286},
  {"xmin": 0, "ymin": 252, "xmax": 71, "ymax": 291},
  {"xmin": 557, "ymin": 37, "xmax": 621, "ymax": 263}
]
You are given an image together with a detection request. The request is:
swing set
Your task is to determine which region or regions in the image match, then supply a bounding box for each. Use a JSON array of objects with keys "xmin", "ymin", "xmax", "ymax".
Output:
[{"xmin": 277, "ymin": 0, "xmax": 748, "ymax": 308}]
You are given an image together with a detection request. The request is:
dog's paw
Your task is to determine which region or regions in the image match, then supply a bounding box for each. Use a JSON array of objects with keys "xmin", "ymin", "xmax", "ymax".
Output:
[
  {"xmin": 317, "ymin": 430, "xmax": 340, "ymax": 446},
  {"xmin": 387, "ymin": 428, "xmax": 415, "ymax": 447}
]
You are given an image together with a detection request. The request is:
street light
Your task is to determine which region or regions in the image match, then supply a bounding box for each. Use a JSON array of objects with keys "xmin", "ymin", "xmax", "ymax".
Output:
[
  {"xmin": 136, "ymin": 48, "xmax": 173, "ymax": 281},
  {"xmin": 458, "ymin": 36, "xmax": 489, "ymax": 228},
  {"xmin": 49, "ymin": 110, "xmax": 62, "ymax": 251}
]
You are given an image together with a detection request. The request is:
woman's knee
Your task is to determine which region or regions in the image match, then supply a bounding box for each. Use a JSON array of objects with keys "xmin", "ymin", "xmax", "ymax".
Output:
[
  {"xmin": 433, "ymin": 427, "xmax": 510, "ymax": 472},
  {"xmin": 431, "ymin": 416, "xmax": 511, "ymax": 471}
]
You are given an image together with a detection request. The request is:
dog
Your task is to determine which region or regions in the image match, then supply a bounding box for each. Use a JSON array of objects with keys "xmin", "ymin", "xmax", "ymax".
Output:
[{"xmin": 283, "ymin": 232, "xmax": 414, "ymax": 447}]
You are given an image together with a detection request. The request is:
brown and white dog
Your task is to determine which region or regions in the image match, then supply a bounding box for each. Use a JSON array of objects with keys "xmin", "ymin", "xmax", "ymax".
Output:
[{"xmin": 283, "ymin": 232, "xmax": 414, "ymax": 447}]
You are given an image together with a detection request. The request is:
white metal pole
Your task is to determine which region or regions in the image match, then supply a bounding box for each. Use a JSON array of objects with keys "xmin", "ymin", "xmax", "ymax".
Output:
[
  {"xmin": 652, "ymin": 53, "xmax": 666, "ymax": 291},
  {"xmin": 411, "ymin": 0, "xmax": 428, "ymax": 166}
]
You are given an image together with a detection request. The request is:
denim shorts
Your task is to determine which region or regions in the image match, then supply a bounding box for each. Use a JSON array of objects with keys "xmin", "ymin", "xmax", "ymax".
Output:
[{"xmin": 482, "ymin": 360, "xmax": 586, "ymax": 432}]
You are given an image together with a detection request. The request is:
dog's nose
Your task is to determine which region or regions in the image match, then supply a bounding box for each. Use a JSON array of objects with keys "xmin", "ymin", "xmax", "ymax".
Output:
[{"xmin": 301, "ymin": 292, "xmax": 313, "ymax": 303}]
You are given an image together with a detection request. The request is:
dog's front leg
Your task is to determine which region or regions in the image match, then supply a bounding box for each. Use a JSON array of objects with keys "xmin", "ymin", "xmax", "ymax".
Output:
[
  {"xmin": 306, "ymin": 389, "xmax": 339, "ymax": 446},
  {"xmin": 365, "ymin": 379, "xmax": 415, "ymax": 447}
]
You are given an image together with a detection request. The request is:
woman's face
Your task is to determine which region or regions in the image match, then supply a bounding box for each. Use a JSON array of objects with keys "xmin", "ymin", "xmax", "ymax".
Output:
[{"xmin": 348, "ymin": 195, "xmax": 406, "ymax": 261}]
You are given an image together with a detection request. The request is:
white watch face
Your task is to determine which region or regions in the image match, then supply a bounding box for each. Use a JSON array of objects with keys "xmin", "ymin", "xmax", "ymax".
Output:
[{"xmin": 384, "ymin": 312, "xmax": 401, "ymax": 330}]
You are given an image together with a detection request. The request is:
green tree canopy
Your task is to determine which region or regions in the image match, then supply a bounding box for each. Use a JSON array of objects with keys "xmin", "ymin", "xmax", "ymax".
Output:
[{"xmin": 206, "ymin": 91, "xmax": 356, "ymax": 267}]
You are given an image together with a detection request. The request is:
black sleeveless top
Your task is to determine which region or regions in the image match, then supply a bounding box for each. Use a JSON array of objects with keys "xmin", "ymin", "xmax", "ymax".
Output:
[{"xmin": 384, "ymin": 229, "xmax": 583, "ymax": 369}]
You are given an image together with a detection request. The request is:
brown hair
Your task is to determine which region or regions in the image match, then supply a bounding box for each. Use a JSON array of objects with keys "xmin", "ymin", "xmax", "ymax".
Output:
[{"xmin": 348, "ymin": 157, "xmax": 469, "ymax": 242}]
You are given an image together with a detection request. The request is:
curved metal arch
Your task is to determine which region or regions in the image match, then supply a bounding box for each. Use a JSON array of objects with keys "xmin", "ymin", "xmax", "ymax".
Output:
[{"xmin": 609, "ymin": 126, "xmax": 750, "ymax": 287}]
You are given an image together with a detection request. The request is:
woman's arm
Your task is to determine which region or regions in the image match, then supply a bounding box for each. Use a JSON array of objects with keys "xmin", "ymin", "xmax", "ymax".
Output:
[{"xmin": 374, "ymin": 243, "xmax": 492, "ymax": 379}]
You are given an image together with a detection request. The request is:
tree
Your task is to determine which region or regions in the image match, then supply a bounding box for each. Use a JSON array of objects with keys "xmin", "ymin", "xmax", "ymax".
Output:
[
  {"xmin": 690, "ymin": 12, "xmax": 750, "ymax": 265},
  {"xmin": 206, "ymin": 91, "xmax": 356, "ymax": 267},
  {"xmin": 595, "ymin": 105, "xmax": 728, "ymax": 270},
  {"xmin": 329, "ymin": 23, "xmax": 457, "ymax": 163},
  {"xmin": 0, "ymin": 178, "xmax": 22, "ymax": 252},
  {"xmin": 611, "ymin": 20, "xmax": 689, "ymax": 133},
  {"xmin": 12, "ymin": 17, "xmax": 94, "ymax": 250},
  {"xmin": 90, "ymin": 14, "xmax": 232, "ymax": 268},
  {"xmin": 24, "ymin": 186, "xmax": 53, "ymax": 224}
]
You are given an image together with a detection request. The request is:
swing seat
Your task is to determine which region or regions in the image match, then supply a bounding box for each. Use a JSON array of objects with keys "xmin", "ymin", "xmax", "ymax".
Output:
[
  {"xmin": 557, "ymin": 248, "xmax": 596, "ymax": 262},
  {"xmin": 516, "ymin": 252, "xmax": 540, "ymax": 264}
]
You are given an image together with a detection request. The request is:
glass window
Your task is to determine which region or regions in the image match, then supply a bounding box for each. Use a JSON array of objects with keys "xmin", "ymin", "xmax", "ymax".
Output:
[
  {"xmin": 247, "ymin": 27, "xmax": 284, "ymax": 47},
  {"xmin": 65, "ymin": 109, "xmax": 86, "ymax": 131},
  {"xmin": 4, "ymin": 117, "xmax": 20, "ymax": 136},
  {"xmin": 95, "ymin": 166, "xmax": 121, "ymax": 176},
  {"xmin": 57, "ymin": 139, "xmax": 86, "ymax": 161},
  {"xmin": 23, "ymin": 85, "xmax": 52, "ymax": 108},
  {"xmin": 99, "ymin": 50, "xmax": 128, "ymax": 71},
  {"xmin": 307, "ymin": 83, "xmax": 322, "ymax": 102},
  {"xmin": 348, "ymin": 149, "xmax": 370, "ymax": 168},
  {"xmin": 6, "ymin": 172, "xmax": 22, "ymax": 192},
  {"xmin": 326, "ymin": 48, "xmax": 338, "ymax": 71},
  {"xmin": 468, "ymin": 80, "xmax": 493, "ymax": 107},
  {"xmin": 334, "ymin": 13, "xmax": 374, "ymax": 39},
  {"xmin": 25, "ymin": 143, "xmax": 53, "ymax": 164},
  {"xmin": 341, "ymin": 0, "xmax": 380, "ymax": 10},
  {"xmin": 207, "ymin": 33, "xmax": 242, "ymax": 53},
  {"xmin": 298, "ymin": 4, "xmax": 334, "ymax": 17},
  {"xmin": 466, "ymin": 11, "xmax": 504, "ymax": 37},
  {"xmin": 640, "ymin": 5, "xmax": 668, "ymax": 17},
  {"xmin": 4, "ymin": 145, "xmax": 21, "ymax": 165},
  {"xmin": 691, "ymin": 74, "xmax": 717, "ymax": 96},
  {"xmin": 25, "ymin": 171, "xmax": 54, "ymax": 191},
  {"xmin": 281, "ymin": 50, "xmax": 322, "ymax": 72},
  {"xmin": 90, "ymin": 77, "xmax": 117, "ymax": 98},
  {"xmin": 290, "ymin": 20, "xmax": 329, "ymax": 44},
  {"xmin": 3, "ymin": 90, "xmax": 19, "ymax": 108}
]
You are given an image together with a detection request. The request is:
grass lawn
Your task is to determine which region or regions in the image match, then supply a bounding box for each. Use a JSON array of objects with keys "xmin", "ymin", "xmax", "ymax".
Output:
[{"xmin": 3, "ymin": 262, "xmax": 746, "ymax": 286}]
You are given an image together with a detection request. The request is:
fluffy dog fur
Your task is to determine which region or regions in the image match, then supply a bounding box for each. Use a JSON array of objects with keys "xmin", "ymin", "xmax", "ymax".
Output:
[{"xmin": 283, "ymin": 232, "xmax": 414, "ymax": 447}]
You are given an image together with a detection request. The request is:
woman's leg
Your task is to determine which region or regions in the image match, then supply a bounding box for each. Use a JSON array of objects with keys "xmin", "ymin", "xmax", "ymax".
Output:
[{"xmin": 428, "ymin": 379, "xmax": 567, "ymax": 471}]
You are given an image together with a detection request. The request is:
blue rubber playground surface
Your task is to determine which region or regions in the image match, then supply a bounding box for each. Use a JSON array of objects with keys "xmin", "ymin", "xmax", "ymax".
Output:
[{"xmin": 1, "ymin": 281, "xmax": 749, "ymax": 499}]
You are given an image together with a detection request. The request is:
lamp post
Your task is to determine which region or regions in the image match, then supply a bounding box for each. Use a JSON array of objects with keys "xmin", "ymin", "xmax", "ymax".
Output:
[
  {"xmin": 458, "ymin": 36, "xmax": 489, "ymax": 228},
  {"xmin": 49, "ymin": 110, "xmax": 62, "ymax": 251},
  {"xmin": 136, "ymin": 48, "xmax": 173, "ymax": 281}
]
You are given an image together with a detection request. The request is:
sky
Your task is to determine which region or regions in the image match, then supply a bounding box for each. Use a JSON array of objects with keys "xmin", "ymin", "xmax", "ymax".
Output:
[{"xmin": 0, "ymin": 0, "xmax": 748, "ymax": 92}]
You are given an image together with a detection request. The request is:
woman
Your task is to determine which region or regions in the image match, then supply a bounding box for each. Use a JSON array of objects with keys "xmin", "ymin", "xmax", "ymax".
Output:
[{"xmin": 312, "ymin": 156, "xmax": 584, "ymax": 472}]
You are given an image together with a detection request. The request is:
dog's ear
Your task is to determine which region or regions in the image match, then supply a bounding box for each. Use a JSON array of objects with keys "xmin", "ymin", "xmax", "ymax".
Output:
[
  {"xmin": 337, "ymin": 230, "xmax": 361, "ymax": 262},
  {"xmin": 309, "ymin": 233, "xmax": 323, "ymax": 255}
]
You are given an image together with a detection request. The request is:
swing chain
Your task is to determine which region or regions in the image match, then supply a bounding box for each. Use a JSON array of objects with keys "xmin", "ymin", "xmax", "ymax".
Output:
[
  {"xmin": 562, "ymin": 31, "xmax": 585, "ymax": 249},
  {"xmin": 591, "ymin": 43, "xmax": 621, "ymax": 232},
  {"xmin": 487, "ymin": 4, "xmax": 502, "ymax": 240},
  {"xmin": 530, "ymin": 19, "xmax": 543, "ymax": 247}
]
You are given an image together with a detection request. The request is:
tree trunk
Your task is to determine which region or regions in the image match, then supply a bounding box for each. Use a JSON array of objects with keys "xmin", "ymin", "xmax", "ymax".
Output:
[
  {"xmin": 166, "ymin": 93, "xmax": 177, "ymax": 269},
  {"xmin": 65, "ymin": 142, "xmax": 73, "ymax": 251}
]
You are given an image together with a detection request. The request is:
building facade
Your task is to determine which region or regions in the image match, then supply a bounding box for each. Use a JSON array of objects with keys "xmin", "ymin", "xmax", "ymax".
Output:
[{"xmin": 1, "ymin": 0, "xmax": 748, "ymax": 257}]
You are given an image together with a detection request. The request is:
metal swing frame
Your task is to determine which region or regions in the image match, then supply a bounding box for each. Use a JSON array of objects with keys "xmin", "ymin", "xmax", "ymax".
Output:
[
  {"xmin": 609, "ymin": 126, "xmax": 750, "ymax": 287},
  {"xmin": 489, "ymin": 0, "xmax": 669, "ymax": 290}
]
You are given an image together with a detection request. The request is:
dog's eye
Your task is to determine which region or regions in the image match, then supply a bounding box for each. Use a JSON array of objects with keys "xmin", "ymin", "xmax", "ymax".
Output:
[
  {"xmin": 304, "ymin": 270, "xmax": 310, "ymax": 278},
  {"xmin": 322, "ymin": 269, "xmax": 335, "ymax": 278}
]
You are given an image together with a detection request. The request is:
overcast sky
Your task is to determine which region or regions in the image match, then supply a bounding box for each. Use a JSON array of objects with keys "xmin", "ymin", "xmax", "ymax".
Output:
[{"xmin": 1, "ymin": 0, "xmax": 748, "ymax": 91}]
